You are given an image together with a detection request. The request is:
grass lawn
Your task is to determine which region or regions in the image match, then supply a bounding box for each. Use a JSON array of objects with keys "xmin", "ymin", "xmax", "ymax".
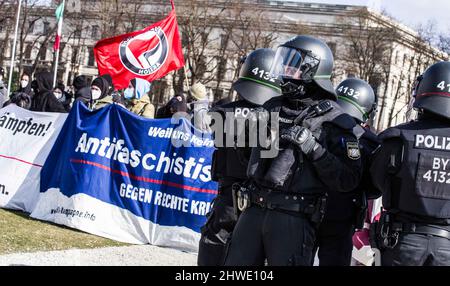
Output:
[{"xmin": 0, "ymin": 209, "xmax": 127, "ymax": 255}]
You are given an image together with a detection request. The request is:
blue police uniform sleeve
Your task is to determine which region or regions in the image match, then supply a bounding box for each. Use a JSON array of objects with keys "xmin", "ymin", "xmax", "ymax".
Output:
[{"xmin": 311, "ymin": 124, "xmax": 363, "ymax": 193}]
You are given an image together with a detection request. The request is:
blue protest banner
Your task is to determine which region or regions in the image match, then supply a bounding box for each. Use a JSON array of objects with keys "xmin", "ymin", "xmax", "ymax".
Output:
[{"xmin": 31, "ymin": 102, "xmax": 218, "ymax": 251}]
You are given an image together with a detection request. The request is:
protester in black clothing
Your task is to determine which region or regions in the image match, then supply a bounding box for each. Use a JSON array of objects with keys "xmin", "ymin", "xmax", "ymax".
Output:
[
  {"xmin": 156, "ymin": 94, "xmax": 188, "ymax": 118},
  {"xmin": 54, "ymin": 82, "xmax": 73, "ymax": 112},
  {"xmin": 17, "ymin": 72, "xmax": 34, "ymax": 98},
  {"xmin": 4, "ymin": 92, "xmax": 32, "ymax": 109},
  {"xmin": 30, "ymin": 72, "xmax": 66, "ymax": 113},
  {"xmin": 91, "ymin": 76, "xmax": 112, "ymax": 110},
  {"xmin": 101, "ymin": 74, "xmax": 115, "ymax": 95},
  {"xmin": 73, "ymin": 75, "xmax": 91, "ymax": 107}
]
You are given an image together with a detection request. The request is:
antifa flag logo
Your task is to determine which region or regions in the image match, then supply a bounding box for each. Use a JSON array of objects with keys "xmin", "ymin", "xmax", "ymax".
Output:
[{"xmin": 119, "ymin": 27, "xmax": 169, "ymax": 76}]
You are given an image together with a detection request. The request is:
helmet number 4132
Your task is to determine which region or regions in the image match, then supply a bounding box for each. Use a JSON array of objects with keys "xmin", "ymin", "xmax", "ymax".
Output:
[{"xmin": 252, "ymin": 67, "xmax": 276, "ymax": 83}]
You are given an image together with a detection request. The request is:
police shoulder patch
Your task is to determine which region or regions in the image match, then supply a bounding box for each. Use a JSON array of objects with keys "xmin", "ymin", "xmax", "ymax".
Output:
[{"xmin": 346, "ymin": 141, "xmax": 361, "ymax": 160}]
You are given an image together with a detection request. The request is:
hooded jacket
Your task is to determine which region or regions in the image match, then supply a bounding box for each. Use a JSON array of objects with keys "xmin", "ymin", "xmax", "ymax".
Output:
[
  {"xmin": 91, "ymin": 77, "xmax": 110, "ymax": 100},
  {"xmin": 55, "ymin": 82, "xmax": 73, "ymax": 112},
  {"xmin": 17, "ymin": 75, "xmax": 34, "ymax": 97},
  {"xmin": 128, "ymin": 78, "xmax": 155, "ymax": 119},
  {"xmin": 30, "ymin": 72, "xmax": 66, "ymax": 113}
]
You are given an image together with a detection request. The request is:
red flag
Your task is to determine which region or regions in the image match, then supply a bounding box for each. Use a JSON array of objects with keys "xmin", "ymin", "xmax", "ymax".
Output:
[{"xmin": 94, "ymin": 6, "xmax": 185, "ymax": 89}]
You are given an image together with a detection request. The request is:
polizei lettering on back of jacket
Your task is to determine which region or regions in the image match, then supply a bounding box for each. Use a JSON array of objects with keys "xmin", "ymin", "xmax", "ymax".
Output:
[{"xmin": 415, "ymin": 134, "xmax": 450, "ymax": 151}]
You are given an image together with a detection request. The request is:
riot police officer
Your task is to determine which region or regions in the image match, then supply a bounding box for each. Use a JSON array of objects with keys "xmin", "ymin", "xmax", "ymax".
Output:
[
  {"xmin": 197, "ymin": 48, "xmax": 282, "ymax": 266},
  {"xmin": 371, "ymin": 61, "xmax": 450, "ymax": 266},
  {"xmin": 224, "ymin": 36, "xmax": 363, "ymax": 266},
  {"xmin": 314, "ymin": 78, "xmax": 381, "ymax": 266}
]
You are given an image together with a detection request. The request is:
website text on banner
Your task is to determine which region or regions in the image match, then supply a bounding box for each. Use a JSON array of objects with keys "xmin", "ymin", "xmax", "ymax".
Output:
[
  {"xmin": 0, "ymin": 105, "xmax": 67, "ymax": 212},
  {"xmin": 31, "ymin": 102, "xmax": 218, "ymax": 252}
]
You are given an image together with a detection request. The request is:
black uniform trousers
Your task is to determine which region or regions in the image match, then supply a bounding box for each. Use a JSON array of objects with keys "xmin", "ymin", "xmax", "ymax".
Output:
[
  {"xmin": 197, "ymin": 186, "xmax": 236, "ymax": 266},
  {"xmin": 224, "ymin": 206, "xmax": 316, "ymax": 266},
  {"xmin": 381, "ymin": 232, "xmax": 450, "ymax": 266},
  {"xmin": 313, "ymin": 219, "xmax": 355, "ymax": 266}
]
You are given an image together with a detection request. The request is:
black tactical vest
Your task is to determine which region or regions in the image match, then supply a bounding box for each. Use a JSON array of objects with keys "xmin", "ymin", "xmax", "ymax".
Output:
[
  {"xmin": 381, "ymin": 119, "xmax": 450, "ymax": 219},
  {"xmin": 210, "ymin": 100, "xmax": 258, "ymax": 187},
  {"xmin": 323, "ymin": 125, "xmax": 379, "ymax": 221},
  {"xmin": 247, "ymin": 98, "xmax": 358, "ymax": 195}
]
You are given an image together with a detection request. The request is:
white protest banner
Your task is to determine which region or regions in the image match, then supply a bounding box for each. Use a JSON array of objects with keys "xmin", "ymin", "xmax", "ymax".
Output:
[{"xmin": 0, "ymin": 105, "xmax": 67, "ymax": 212}]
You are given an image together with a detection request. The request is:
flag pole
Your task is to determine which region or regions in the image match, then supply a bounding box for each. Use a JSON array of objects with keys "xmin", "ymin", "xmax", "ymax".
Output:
[
  {"xmin": 52, "ymin": 46, "xmax": 61, "ymax": 89},
  {"xmin": 7, "ymin": 0, "xmax": 23, "ymax": 96},
  {"xmin": 53, "ymin": 0, "xmax": 65, "ymax": 88},
  {"xmin": 171, "ymin": 0, "xmax": 189, "ymax": 91}
]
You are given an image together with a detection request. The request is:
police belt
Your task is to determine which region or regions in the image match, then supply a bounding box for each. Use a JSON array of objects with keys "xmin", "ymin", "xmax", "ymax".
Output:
[
  {"xmin": 392, "ymin": 222, "xmax": 450, "ymax": 240},
  {"xmin": 219, "ymin": 177, "xmax": 245, "ymax": 190},
  {"xmin": 249, "ymin": 189, "xmax": 318, "ymax": 215}
]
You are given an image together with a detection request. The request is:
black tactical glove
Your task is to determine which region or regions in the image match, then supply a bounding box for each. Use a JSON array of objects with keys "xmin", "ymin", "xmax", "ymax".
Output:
[{"xmin": 281, "ymin": 126, "xmax": 325, "ymax": 160}]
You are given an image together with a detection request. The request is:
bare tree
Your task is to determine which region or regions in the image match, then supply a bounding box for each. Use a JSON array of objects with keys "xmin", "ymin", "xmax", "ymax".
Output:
[
  {"xmin": 438, "ymin": 35, "xmax": 450, "ymax": 54},
  {"xmin": 16, "ymin": 0, "xmax": 43, "ymax": 76},
  {"xmin": 386, "ymin": 22, "xmax": 447, "ymax": 126},
  {"xmin": 227, "ymin": 1, "xmax": 279, "ymax": 82},
  {"xmin": 339, "ymin": 9, "xmax": 400, "ymax": 130},
  {"xmin": 176, "ymin": 0, "xmax": 228, "ymax": 87},
  {"xmin": 0, "ymin": 0, "xmax": 18, "ymax": 67},
  {"xmin": 340, "ymin": 9, "xmax": 397, "ymax": 82},
  {"xmin": 174, "ymin": 0, "xmax": 280, "ymax": 101}
]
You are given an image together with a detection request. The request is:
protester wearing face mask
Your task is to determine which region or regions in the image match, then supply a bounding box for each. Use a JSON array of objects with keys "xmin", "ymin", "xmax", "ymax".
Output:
[
  {"xmin": 16, "ymin": 72, "xmax": 34, "ymax": 98},
  {"xmin": 30, "ymin": 72, "xmax": 66, "ymax": 113},
  {"xmin": 90, "ymin": 76, "xmax": 111, "ymax": 110},
  {"xmin": 125, "ymin": 78, "xmax": 155, "ymax": 119},
  {"xmin": 54, "ymin": 82, "xmax": 73, "ymax": 112}
]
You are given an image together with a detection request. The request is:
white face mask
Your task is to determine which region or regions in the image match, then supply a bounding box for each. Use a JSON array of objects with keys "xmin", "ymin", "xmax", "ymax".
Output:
[
  {"xmin": 21, "ymin": 80, "xmax": 29, "ymax": 88},
  {"xmin": 92, "ymin": 89, "xmax": 102, "ymax": 100},
  {"xmin": 54, "ymin": 91, "xmax": 63, "ymax": 100}
]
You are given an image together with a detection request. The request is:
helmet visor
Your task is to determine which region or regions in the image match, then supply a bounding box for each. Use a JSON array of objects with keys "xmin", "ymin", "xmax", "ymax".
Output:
[{"xmin": 270, "ymin": 46, "xmax": 320, "ymax": 81}]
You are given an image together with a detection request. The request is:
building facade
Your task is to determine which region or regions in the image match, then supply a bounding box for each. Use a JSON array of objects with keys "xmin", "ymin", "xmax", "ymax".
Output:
[{"xmin": 0, "ymin": 0, "xmax": 447, "ymax": 130}]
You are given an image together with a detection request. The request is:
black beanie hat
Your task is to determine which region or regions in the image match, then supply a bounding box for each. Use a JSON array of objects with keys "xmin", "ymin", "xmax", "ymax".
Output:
[
  {"xmin": 73, "ymin": 75, "xmax": 88, "ymax": 90},
  {"xmin": 91, "ymin": 77, "xmax": 110, "ymax": 99}
]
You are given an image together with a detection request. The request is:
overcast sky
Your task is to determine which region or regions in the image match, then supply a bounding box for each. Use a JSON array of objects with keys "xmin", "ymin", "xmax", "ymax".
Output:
[{"xmin": 290, "ymin": 0, "xmax": 450, "ymax": 34}]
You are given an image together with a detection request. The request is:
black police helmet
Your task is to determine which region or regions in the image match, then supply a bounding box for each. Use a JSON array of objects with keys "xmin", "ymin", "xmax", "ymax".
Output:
[
  {"xmin": 414, "ymin": 61, "xmax": 450, "ymax": 119},
  {"xmin": 336, "ymin": 78, "xmax": 377, "ymax": 123},
  {"xmin": 232, "ymin": 48, "xmax": 282, "ymax": 106},
  {"xmin": 270, "ymin": 35, "xmax": 336, "ymax": 99}
]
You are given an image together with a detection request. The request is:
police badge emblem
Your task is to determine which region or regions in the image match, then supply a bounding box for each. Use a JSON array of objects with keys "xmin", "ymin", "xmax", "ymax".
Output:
[{"xmin": 347, "ymin": 141, "xmax": 361, "ymax": 160}]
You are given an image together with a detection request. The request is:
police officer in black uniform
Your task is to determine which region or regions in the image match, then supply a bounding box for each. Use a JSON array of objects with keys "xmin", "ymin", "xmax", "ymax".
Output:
[
  {"xmin": 314, "ymin": 78, "xmax": 381, "ymax": 266},
  {"xmin": 371, "ymin": 61, "xmax": 450, "ymax": 266},
  {"xmin": 197, "ymin": 49, "xmax": 282, "ymax": 266},
  {"xmin": 224, "ymin": 36, "xmax": 363, "ymax": 266}
]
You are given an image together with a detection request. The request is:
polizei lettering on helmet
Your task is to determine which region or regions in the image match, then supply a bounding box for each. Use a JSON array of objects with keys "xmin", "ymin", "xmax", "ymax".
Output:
[{"xmin": 415, "ymin": 134, "xmax": 450, "ymax": 151}]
